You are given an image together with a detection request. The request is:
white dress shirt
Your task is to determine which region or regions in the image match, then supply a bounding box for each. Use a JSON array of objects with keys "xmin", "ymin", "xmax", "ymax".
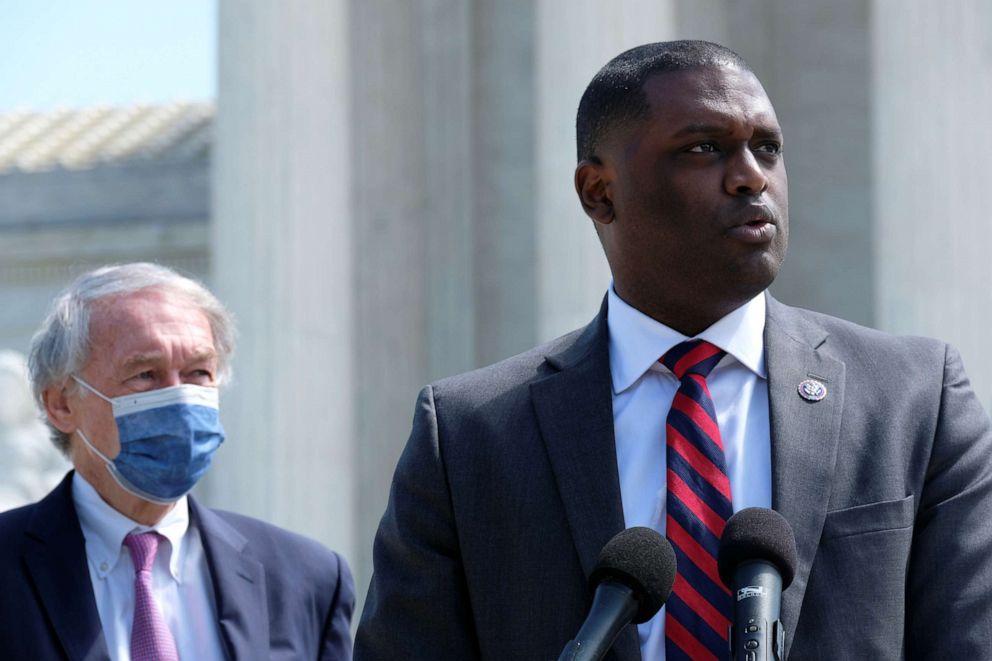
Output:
[
  {"xmin": 72, "ymin": 473, "xmax": 226, "ymax": 661},
  {"xmin": 607, "ymin": 286, "xmax": 773, "ymax": 661}
]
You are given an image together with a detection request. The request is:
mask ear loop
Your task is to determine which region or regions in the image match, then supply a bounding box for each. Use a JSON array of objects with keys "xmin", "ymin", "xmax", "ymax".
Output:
[
  {"xmin": 76, "ymin": 428, "xmax": 114, "ymax": 464},
  {"xmin": 70, "ymin": 375, "xmax": 119, "ymax": 479},
  {"xmin": 70, "ymin": 375, "xmax": 117, "ymax": 465},
  {"xmin": 71, "ymin": 375, "xmax": 114, "ymax": 403}
]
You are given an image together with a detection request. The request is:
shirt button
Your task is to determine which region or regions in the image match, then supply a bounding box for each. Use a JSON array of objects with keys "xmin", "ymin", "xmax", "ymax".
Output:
[{"xmin": 100, "ymin": 562, "xmax": 108, "ymax": 572}]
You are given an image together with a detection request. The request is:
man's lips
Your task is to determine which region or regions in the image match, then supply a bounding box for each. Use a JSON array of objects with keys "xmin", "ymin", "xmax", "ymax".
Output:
[{"xmin": 726, "ymin": 208, "xmax": 778, "ymax": 244}]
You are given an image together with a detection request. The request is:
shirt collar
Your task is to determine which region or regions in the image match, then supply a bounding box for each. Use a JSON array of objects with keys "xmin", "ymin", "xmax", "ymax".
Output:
[
  {"xmin": 607, "ymin": 284, "xmax": 767, "ymax": 394},
  {"xmin": 72, "ymin": 472, "xmax": 190, "ymax": 582}
]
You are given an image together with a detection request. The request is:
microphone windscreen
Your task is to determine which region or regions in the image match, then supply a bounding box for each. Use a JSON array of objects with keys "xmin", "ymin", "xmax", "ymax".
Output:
[
  {"xmin": 589, "ymin": 527, "xmax": 677, "ymax": 624},
  {"xmin": 718, "ymin": 507, "xmax": 798, "ymax": 589}
]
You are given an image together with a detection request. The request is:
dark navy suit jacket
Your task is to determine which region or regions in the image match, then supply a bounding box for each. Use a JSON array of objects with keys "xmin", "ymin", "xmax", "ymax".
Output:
[{"xmin": 0, "ymin": 472, "xmax": 354, "ymax": 660}]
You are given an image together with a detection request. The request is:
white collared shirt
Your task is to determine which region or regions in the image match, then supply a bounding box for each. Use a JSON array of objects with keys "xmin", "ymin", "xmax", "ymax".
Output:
[
  {"xmin": 607, "ymin": 286, "xmax": 772, "ymax": 661},
  {"xmin": 72, "ymin": 473, "xmax": 226, "ymax": 661}
]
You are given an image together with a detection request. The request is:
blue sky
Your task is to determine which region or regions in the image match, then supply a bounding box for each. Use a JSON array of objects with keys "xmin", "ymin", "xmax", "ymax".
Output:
[{"xmin": 0, "ymin": 0, "xmax": 216, "ymax": 111}]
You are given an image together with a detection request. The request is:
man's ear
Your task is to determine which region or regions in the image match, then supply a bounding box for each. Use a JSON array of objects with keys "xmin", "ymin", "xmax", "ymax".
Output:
[
  {"xmin": 43, "ymin": 380, "xmax": 77, "ymax": 434},
  {"xmin": 574, "ymin": 159, "xmax": 615, "ymax": 226}
]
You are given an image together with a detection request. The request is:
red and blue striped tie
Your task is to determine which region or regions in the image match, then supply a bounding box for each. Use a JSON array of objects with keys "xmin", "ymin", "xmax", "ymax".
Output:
[{"xmin": 662, "ymin": 339, "xmax": 733, "ymax": 661}]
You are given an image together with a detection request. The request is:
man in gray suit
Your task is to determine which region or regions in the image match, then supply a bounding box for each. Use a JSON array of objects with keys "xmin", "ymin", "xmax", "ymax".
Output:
[{"xmin": 356, "ymin": 41, "xmax": 992, "ymax": 660}]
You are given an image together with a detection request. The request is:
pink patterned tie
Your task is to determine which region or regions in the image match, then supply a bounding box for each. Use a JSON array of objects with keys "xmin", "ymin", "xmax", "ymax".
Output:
[{"xmin": 124, "ymin": 532, "xmax": 180, "ymax": 661}]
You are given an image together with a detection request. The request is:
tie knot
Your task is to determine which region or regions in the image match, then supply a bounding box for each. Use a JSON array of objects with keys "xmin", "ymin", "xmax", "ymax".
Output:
[
  {"xmin": 660, "ymin": 339, "xmax": 726, "ymax": 380},
  {"xmin": 124, "ymin": 531, "xmax": 162, "ymax": 574}
]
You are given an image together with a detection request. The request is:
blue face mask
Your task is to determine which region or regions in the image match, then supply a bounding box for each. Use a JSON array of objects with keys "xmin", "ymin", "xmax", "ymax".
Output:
[{"xmin": 73, "ymin": 376, "xmax": 225, "ymax": 505}]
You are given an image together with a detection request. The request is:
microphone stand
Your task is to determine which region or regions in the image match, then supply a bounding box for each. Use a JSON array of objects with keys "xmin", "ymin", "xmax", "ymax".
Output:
[{"xmin": 558, "ymin": 580, "xmax": 638, "ymax": 661}]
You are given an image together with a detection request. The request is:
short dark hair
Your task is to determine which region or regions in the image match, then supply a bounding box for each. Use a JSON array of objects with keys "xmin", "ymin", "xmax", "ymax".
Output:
[{"xmin": 576, "ymin": 40, "xmax": 750, "ymax": 162}]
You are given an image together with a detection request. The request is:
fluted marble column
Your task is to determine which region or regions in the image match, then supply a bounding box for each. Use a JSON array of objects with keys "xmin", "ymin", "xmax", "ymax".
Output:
[
  {"xmin": 872, "ymin": 0, "xmax": 992, "ymax": 407},
  {"xmin": 209, "ymin": 0, "xmax": 356, "ymax": 559}
]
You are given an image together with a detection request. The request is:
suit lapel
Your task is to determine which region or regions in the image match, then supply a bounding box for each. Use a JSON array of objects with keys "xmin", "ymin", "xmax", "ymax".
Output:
[
  {"xmin": 23, "ymin": 472, "xmax": 109, "ymax": 661},
  {"xmin": 531, "ymin": 302, "xmax": 641, "ymax": 660},
  {"xmin": 191, "ymin": 499, "xmax": 270, "ymax": 660},
  {"xmin": 764, "ymin": 296, "xmax": 845, "ymax": 652}
]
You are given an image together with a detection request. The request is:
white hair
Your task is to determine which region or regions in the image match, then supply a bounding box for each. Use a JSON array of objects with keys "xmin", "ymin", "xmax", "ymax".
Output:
[{"xmin": 28, "ymin": 263, "xmax": 236, "ymax": 453}]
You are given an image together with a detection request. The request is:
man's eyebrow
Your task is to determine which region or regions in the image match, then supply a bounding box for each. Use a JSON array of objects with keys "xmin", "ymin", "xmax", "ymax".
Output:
[
  {"xmin": 119, "ymin": 348, "xmax": 218, "ymax": 372},
  {"xmin": 670, "ymin": 122, "xmax": 783, "ymax": 139},
  {"xmin": 188, "ymin": 348, "xmax": 218, "ymax": 363},
  {"xmin": 670, "ymin": 123, "xmax": 730, "ymax": 138},
  {"xmin": 120, "ymin": 353, "xmax": 163, "ymax": 371}
]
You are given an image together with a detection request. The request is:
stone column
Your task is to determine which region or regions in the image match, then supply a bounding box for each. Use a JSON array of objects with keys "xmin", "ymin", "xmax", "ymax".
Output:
[
  {"xmin": 209, "ymin": 0, "xmax": 356, "ymax": 560},
  {"xmin": 872, "ymin": 0, "xmax": 992, "ymax": 407},
  {"xmin": 473, "ymin": 0, "xmax": 539, "ymax": 366},
  {"xmin": 533, "ymin": 0, "xmax": 680, "ymax": 340},
  {"xmin": 348, "ymin": 0, "xmax": 436, "ymax": 594}
]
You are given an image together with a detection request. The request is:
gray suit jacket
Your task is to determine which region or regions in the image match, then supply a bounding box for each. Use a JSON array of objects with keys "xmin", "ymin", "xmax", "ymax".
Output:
[{"xmin": 356, "ymin": 295, "xmax": 992, "ymax": 660}]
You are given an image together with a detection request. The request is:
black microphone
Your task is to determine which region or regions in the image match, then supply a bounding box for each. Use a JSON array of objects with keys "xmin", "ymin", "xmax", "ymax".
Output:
[
  {"xmin": 558, "ymin": 527, "xmax": 677, "ymax": 661},
  {"xmin": 718, "ymin": 508, "xmax": 798, "ymax": 661}
]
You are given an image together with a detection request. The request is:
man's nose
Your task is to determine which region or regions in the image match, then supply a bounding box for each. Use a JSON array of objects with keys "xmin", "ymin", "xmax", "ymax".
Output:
[{"xmin": 724, "ymin": 148, "xmax": 769, "ymax": 196}]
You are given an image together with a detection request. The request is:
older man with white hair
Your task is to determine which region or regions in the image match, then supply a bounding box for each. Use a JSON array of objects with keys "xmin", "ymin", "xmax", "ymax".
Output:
[{"xmin": 0, "ymin": 263, "xmax": 354, "ymax": 660}]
